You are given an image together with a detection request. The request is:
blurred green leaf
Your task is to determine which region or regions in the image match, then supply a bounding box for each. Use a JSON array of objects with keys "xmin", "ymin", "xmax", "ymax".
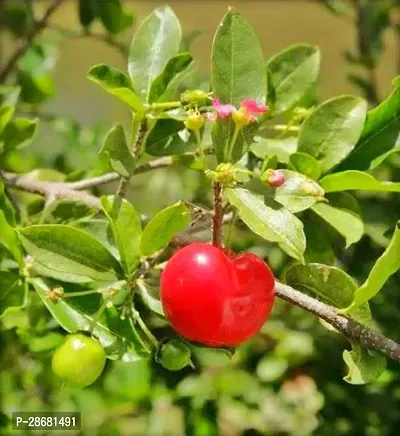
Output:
[
  {"xmin": 0, "ymin": 0, "xmax": 31, "ymax": 37},
  {"xmin": 312, "ymin": 193, "xmax": 364, "ymax": 248},
  {"xmin": 78, "ymin": 0, "xmax": 96, "ymax": 28},
  {"xmin": 0, "ymin": 106, "xmax": 14, "ymax": 135},
  {"xmin": 251, "ymin": 136, "xmax": 297, "ymax": 163},
  {"xmin": 225, "ymin": 187, "xmax": 306, "ymax": 262},
  {"xmin": 350, "ymin": 223, "xmax": 400, "ymax": 309},
  {"xmin": 88, "ymin": 64, "xmax": 144, "ymax": 113},
  {"xmin": 32, "ymin": 278, "xmax": 149, "ymax": 362},
  {"xmin": 320, "ymin": 170, "xmax": 400, "ymax": 193},
  {"xmin": 0, "ymin": 180, "xmax": 16, "ymax": 226},
  {"xmin": 0, "ymin": 117, "xmax": 38, "ymax": 152},
  {"xmin": 317, "ymin": 0, "xmax": 349, "ymax": 16},
  {"xmin": 141, "ymin": 202, "xmax": 190, "ymax": 256},
  {"xmin": 148, "ymin": 52, "xmax": 193, "ymax": 103},
  {"xmin": 288, "ymin": 152, "xmax": 322, "ymax": 180},
  {"xmin": 267, "ymin": 44, "xmax": 320, "ymax": 115},
  {"xmin": 95, "ymin": 0, "xmax": 134, "ymax": 34},
  {"xmin": 343, "ymin": 344, "xmax": 386, "ymax": 385},
  {"xmin": 99, "ymin": 124, "xmax": 136, "ymax": 178},
  {"xmin": 337, "ymin": 80, "xmax": 400, "ymax": 170},
  {"xmin": 211, "ymin": 9, "xmax": 266, "ymax": 162},
  {"xmin": 303, "ymin": 213, "xmax": 335, "ymax": 264},
  {"xmin": 146, "ymin": 119, "xmax": 191, "ymax": 156},
  {"xmin": 26, "ymin": 332, "xmax": 64, "ymax": 353},
  {"xmin": 0, "ymin": 210, "xmax": 23, "ymax": 266},
  {"xmin": 0, "ymin": 86, "xmax": 20, "ymax": 107},
  {"xmin": 18, "ymin": 225, "xmax": 122, "ymax": 283},
  {"xmin": 0, "ymin": 271, "xmax": 27, "ymax": 318},
  {"xmin": 256, "ymin": 355, "xmax": 288, "ymax": 382},
  {"xmin": 101, "ymin": 196, "xmax": 142, "ymax": 276},
  {"xmin": 298, "ymin": 96, "xmax": 367, "ymax": 173},
  {"xmin": 128, "ymin": 6, "xmax": 181, "ymax": 100}
]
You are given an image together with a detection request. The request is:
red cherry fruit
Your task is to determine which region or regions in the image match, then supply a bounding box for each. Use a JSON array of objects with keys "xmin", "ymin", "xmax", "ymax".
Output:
[{"xmin": 160, "ymin": 243, "xmax": 275, "ymax": 347}]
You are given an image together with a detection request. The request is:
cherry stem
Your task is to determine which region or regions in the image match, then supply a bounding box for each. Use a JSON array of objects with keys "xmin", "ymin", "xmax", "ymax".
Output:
[{"xmin": 212, "ymin": 181, "xmax": 223, "ymax": 247}]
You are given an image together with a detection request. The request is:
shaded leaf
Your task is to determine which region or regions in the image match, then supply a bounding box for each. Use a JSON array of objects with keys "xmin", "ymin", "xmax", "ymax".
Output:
[
  {"xmin": 146, "ymin": 119, "xmax": 191, "ymax": 156},
  {"xmin": 251, "ymin": 136, "xmax": 297, "ymax": 163},
  {"xmin": 320, "ymin": 170, "xmax": 400, "ymax": 193},
  {"xmin": 101, "ymin": 196, "xmax": 142, "ymax": 275},
  {"xmin": 18, "ymin": 225, "xmax": 122, "ymax": 283},
  {"xmin": 298, "ymin": 96, "xmax": 367, "ymax": 173},
  {"xmin": 87, "ymin": 64, "xmax": 144, "ymax": 113},
  {"xmin": 267, "ymin": 44, "xmax": 321, "ymax": 115},
  {"xmin": 0, "ymin": 271, "xmax": 27, "ymax": 317},
  {"xmin": 95, "ymin": 0, "xmax": 134, "ymax": 35},
  {"xmin": 343, "ymin": 345, "xmax": 386, "ymax": 385},
  {"xmin": 288, "ymin": 152, "xmax": 322, "ymax": 180},
  {"xmin": 137, "ymin": 280, "xmax": 164, "ymax": 317},
  {"xmin": 0, "ymin": 117, "xmax": 37, "ymax": 152},
  {"xmin": 0, "ymin": 180, "xmax": 16, "ymax": 226},
  {"xmin": 141, "ymin": 202, "xmax": 190, "ymax": 256},
  {"xmin": 303, "ymin": 213, "xmax": 335, "ymax": 265},
  {"xmin": 0, "ymin": 211, "xmax": 23, "ymax": 266},
  {"xmin": 128, "ymin": 6, "xmax": 181, "ymax": 100},
  {"xmin": 78, "ymin": 0, "xmax": 96, "ymax": 28},
  {"xmin": 225, "ymin": 187, "xmax": 305, "ymax": 262},
  {"xmin": 0, "ymin": 106, "xmax": 14, "ymax": 135},
  {"xmin": 100, "ymin": 124, "xmax": 136, "ymax": 178}
]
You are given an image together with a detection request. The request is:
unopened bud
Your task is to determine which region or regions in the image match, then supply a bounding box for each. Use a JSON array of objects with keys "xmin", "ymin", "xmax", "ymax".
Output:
[
  {"xmin": 181, "ymin": 89, "xmax": 210, "ymax": 106},
  {"xmin": 184, "ymin": 110, "xmax": 205, "ymax": 131},
  {"xmin": 47, "ymin": 287, "xmax": 64, "ymax": 303},
  {"xmin": 262, "ymin": 169, "xmax": 285, "ymax": 188},
  {"xmin": 215, "ymin": 163, "xmax": 237, "ymax": 185}
]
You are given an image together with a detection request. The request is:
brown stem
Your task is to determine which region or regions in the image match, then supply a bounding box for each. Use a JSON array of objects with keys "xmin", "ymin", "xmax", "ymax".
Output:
[
  {"xmin": 212, "ymin": 181, "xmax": 223, "ymax": 247},
  {"xmin": 0, "ymin": 0, "xmax": 65, "ymax": 83}
]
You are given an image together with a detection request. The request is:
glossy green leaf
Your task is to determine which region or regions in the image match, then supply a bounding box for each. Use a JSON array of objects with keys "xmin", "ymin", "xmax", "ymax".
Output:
[
  {"xmin": 157, "ymin": 60, "xmax": 196, "ymax": 103},
  {"xmin": 87, "ymin": 64, "xmax": 144, "ymax": 113},
  {"xmin": 337, "ymin": 81, "xmax": 400, "ymax": 170},
  {"xmin": 288, "ymin": 152, "xmax": 322, "ymax": 180},
  {"xmin": 32, "ymin": 278, "xmax": 149, "ymax": 362},
  {"xmin": 146, "ymin": 119, "xmax": 191, "ymax": 156},
  {"xmin": 251, "ymin": 136, "xmax": 297, "ymax": 163},
  {"xmin": 320, "ymin": 170, "xmax": 400, "ymax": 193},
  {"xmin": 273, "ymin": 170, "xmax": 325, "ymax": 213},
  {"xmin": 77, "ymin": 219, "xmax": 119, "ymax": 260},
  {"xmin": 225, "ymin": 187, "xmax": 306, "ymax": 262},
  {"xmin": 298, "ymin": 96, "xmax": 367, "ymax": 173},
  {"xmin": 0, "ymin": 271, "xmax": 27, "ymax": 317},
  {"xmin": 100, "ymin": 124, "xmax": 136, "ymax": 178},
  {"xmin": 0, "ymin": 106, "xmax": 14, "ymax": 135},
  {"xmin": 0, "ymin": 117, "xmax": 38, "ymax": 152},
  {"xmin": 95, "ymin": 0, "xmax": 134, "ymax": 35},
  {"xmin": 312, "ymin": 193, "xmax": 364, "ymax": 248},
  {"xmin": 343, "ymin": 345, "xmax": 386, "ymax": 385},
  {"xmin": 137, "ymin": 280, "xmax": 164, "ymax": 317},
  {"xmin": 148, "ymin": 52, "xmax": 193, "ymax": 103},
  {"xmin": 267, "ymin": 44, "xmax": 321, "ymax": 115},
  {"xmin": 78, "ymin": 0, "xmax": 96, "ymax": 28},
  {"xmin": 101, "ymin": 196, "xmax": 142, "ymax": 276},
  {"xmin": 18, "ymin": 225, "xmax": 122, "ymax": 283},
  {"xmin": 0, "ymin": 211, "xmax": 23, "ymax": 266},
  {"xmin": 141, "ymin": 202, "xmax": 190, "ymax": 256},
  {"xmin": 351, "ymin": 223, "xmax": 400, "ymax": 309},
  {"xmin": 128, "ymin": 6, "xmax": 181, "ymax": 100},
  {"xmin": 211, "ymin": 9, "xmax": 266, "ymax": 163}
]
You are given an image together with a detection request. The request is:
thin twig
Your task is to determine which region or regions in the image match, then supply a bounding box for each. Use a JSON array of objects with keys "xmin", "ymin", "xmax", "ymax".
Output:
[
  {"xmin": 275, "ymin": 282, "xmax": 400, "ymax": 362},
  {"xmin": 212, "ymin": 181, "xmax": 223, "ymax": 247},
  {"xmin": 0, "ymin": 0, "xmax": 65, "ymax": 83}
]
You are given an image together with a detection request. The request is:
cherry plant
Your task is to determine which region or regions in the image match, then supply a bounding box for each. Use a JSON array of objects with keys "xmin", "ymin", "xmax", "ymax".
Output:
[{"xmin": 1, "ymin": 2, "xmax": 400, "ymax": 391}]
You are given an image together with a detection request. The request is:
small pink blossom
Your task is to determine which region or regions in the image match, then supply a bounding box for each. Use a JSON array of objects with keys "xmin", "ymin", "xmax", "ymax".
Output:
[
  {"xmin": 211, "ymin": 98, "xmax": 236, "ymax": 119},
  {"xmin": 240, "ymin": 99, "xmax": 268, "ymax": 114},
  {"xmin": 267, "ymin": 170, "xmax": 285, "ymax": 188}
]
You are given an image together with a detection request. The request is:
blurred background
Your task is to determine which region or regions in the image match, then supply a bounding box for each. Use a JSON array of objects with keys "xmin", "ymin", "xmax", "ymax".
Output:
[{"xmin": 1, "ymin": 1, "xmax": 400, "ymax": 435}]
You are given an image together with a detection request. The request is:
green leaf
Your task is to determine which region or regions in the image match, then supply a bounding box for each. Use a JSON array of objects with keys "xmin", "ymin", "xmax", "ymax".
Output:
[
  {"xmin": 303, "ymin": 213, "xmax": 335, "ymax": 265},
  {"xmin": 77, "ymin": 219, "xmax": 119, "ymax": 260},
  {"xmin": 0, "ymin": 85, "xmax": 21, "ymax": 107},
  {"xmin": 78, "ymin": 0, "xmax": 96, "ymax": 28},
  {"xmin": 0, "ymin": 105, "xmax": 14, "ymax": 135},
  {"xmin": 87, "ymin": 64, "xmax": 144, "ymax": 113},
  {"xmin": 351, "ymin": 223, "xmax": 400, "ymax": 309},
  {"xmin": 18, "ymin": 225, "xmax": 122, "ymax": 283},
  {"xmin": 288, "ymin": 152, "xmax": 322, "ymax": 180},
  {"xmin": 211, "ymin": 9, "xmax": 266, "ymax": 163},
  {"xmin": 0, "ymin": 117, "xmax": 38, "ymax": 152},
  {"xmin": 0, "ymin": 271, "xmax": 27, "ymax": 317},
  {"xmin": 100, "ymin": 124, "xmax": 136, "ymax": 178},
  {"xmin": 137, "ymin": 280, "xmax": 164, "ymax": 317},
  {"xmin": 297, "ymin": 96, "xmax": 367, "ymax": 173},
  {"xmin": 32, "ymin": 278, "xmax": 149, "ymax": 362},
  {"xmin": 250, "ymin": 136, "xmax": 297, "ymax": 163},
  {"xmin": 148, "ymin": 52, "xmax": 193, "ymax": 103},
  {"xmin": 0, "ymin": 211, "xmax": 23, "ymax": 266},
  {"xmin": 267, "ymin": 44, "xmax": 321, "ymax": 115},
  {"xmin": 128, "ymin": 6, "xmax": 181, "ymax": 100},
  {"xmin": 320, "ymin": 170, "xmax": 400, "ymax": 193},
  {"xmin": 157, "ymin": 60, "xmax": 196, "ymax": 103},
  {"xmin": 0, "ymin": 180, "xmax": 16, "ymax": 226},
  {"xmin": 141, "ymin": 202, "xmax": 190, "ymax": 256},
  {"xmin": 343, "ymin": 345, "xmax": 386, "ymax": 385},
  {"xmin": 273, "ymin": 170, "xmax": 325, "ymax": 213},
  {"xmin": 101, "ymin": 196, "xmax": 142, "ymax": 276},
  {"xmin": 312, "ymin": 193, "xmax": 364, "ymax": 248},
  {"xmin": 146, "ymin": 119, "xmax": 191, "ymax": 156},
  {"xmin": 95, "ymin": 0, "xmax": 134, "ymax": 35},
  {"xmin": 225, "ymin": 187, "xmax": 306, "ymax": 262},
  {"xmin": 337, "ymin": 81, "xmax": 400, "ymax": 170}
]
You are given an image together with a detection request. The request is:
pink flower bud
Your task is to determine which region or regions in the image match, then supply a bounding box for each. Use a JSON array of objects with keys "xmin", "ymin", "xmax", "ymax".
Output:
[{"xmin": 267, "ymin": 170, "xmax": 285, "ymax": 187}]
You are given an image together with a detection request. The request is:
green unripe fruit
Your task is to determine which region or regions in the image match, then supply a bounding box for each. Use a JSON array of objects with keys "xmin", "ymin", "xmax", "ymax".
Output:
[
  {"xmin": 52, "ymin": 333, "xmax": 106, "ymax": 388},
  {"xmin": 181, "ymin": 89, "xmax": 209, "ymax": 106},
  {"xmin": 159, "ymin": 339, "xmax": 191, "ymax": 371}
]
